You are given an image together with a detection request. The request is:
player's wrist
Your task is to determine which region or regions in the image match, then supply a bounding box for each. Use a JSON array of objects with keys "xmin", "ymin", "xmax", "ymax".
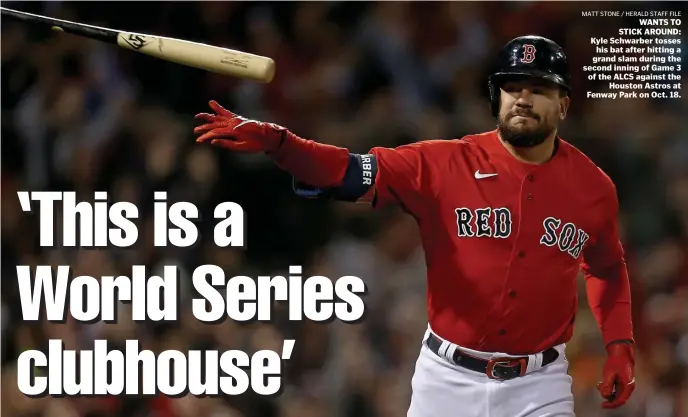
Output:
[
  {"xmin": 605, "ymin": 341, "xmax": 635, "ymax": 362},
  {"xmin": 607, "ymin": 339, "xmax": 633, "ymax": 345},
  {"xmin": 266, "ymin": 129, "xmax": 301, "ymax": 158}
]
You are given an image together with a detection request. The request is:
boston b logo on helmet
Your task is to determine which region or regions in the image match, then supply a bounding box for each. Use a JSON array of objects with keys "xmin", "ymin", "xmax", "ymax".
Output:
[
  {"xmin": 488, "ymin": 35, "xmax": 572, "ymax": 118},
  {"xmin": 520, "ymin": 44, "xmax": 537, "ymax": 64}
]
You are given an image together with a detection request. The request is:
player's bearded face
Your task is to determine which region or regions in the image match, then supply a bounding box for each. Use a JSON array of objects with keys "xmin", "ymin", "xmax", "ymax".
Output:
[{"xmin": 497, "ymin": 80, "xmax": 564, "ymax": 148}]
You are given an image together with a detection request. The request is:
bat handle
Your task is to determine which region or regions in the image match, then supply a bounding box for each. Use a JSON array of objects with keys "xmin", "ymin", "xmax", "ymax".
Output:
[{"xmin": 1, "ymin": 6, "xmax": 118, "ymax": 44}]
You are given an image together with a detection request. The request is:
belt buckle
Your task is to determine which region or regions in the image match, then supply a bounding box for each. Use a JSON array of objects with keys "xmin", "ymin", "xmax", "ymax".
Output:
[{"xmin": 486, "ymin": 357, "xmax": 527, "ymax": 380}]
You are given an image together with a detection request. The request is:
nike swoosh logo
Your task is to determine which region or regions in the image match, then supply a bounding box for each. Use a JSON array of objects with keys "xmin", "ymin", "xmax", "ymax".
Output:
[{"xmin": 475, "ymin": 170, "xmax": 498, "ymax": 179}]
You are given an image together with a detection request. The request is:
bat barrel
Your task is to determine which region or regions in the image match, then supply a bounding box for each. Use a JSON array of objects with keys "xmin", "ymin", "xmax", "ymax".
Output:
[{"xmin": 116, "ymin": 33, "xmax": 276, "ymax": 83}]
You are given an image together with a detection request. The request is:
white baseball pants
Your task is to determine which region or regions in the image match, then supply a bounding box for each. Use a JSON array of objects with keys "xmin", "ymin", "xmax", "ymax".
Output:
[{"xmin": 407, "ymin": 328, "xmax": 575, "ymax": 417}]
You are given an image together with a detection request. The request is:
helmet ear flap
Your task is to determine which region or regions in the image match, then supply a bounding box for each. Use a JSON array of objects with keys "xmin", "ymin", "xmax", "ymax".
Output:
[{"xmin": 488, "ymin": 80, "xmax": 500, "ymax": 118}]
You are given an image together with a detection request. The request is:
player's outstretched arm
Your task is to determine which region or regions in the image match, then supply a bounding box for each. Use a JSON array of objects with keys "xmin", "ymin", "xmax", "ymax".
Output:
[{"xmin": 194, "ymin": 101, "xmax": 430, "ymax": 212}]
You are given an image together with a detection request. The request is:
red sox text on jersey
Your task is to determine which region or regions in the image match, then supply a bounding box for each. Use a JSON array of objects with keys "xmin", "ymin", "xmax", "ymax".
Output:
[{"xmin": 454, "ymin": 207, "xmax": 590, "ymax": 260}]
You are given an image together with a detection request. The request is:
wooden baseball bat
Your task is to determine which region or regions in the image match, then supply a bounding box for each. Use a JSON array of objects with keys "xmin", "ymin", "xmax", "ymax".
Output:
[{"xmin": 0, "ymin": 7, "xmax": 275, "ymax": 83}]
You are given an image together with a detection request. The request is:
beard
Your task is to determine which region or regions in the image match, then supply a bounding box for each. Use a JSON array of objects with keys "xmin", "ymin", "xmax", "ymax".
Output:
[{"xmin": 497, "ymin": 108, "xmax": 556, "ymax": 148}]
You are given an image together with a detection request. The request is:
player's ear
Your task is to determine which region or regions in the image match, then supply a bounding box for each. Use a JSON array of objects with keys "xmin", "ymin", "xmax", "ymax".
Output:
[{"xmin": 559, "ymin": 95, "xmax": 570, "ymax": 120}]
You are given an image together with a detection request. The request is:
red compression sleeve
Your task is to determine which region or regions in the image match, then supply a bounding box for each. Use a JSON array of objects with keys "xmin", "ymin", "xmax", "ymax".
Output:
[
  {"xmin": 582, "ymin": 185, "xmax": 634, "ymax": 346},
  {"xmin": 584, "ymin": 263, "xmax": 634, "ymax": 346},
  {"xmin": 269, "ymin": 131, "xmax": 350, "ymax": 188}
]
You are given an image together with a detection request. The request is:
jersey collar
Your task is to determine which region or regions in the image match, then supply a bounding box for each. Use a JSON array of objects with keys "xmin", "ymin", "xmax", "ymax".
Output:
[{"xmin": 485, "ymin": 129, "xmax": 568, "ymax": 169}]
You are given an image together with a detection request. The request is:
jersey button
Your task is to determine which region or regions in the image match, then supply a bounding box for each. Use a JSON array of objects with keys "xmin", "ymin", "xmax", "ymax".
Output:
[
  {"xmin": 499, "ymin": 329, "xmax": 507, "ymax": 335},
  {"xmin": 517, "ymin": 251, "xmax": 525, "ymax": 258},
  {"xmin": 527, "ymin": 174, "xmax": 534, "ymax": 182},
  {"xmin": 527, "ymin": 193, "xmax": 533, "ymax": 200},
  {"xmin": 509, "ymin": 290, "xmax": 517, "ymax": 298}
]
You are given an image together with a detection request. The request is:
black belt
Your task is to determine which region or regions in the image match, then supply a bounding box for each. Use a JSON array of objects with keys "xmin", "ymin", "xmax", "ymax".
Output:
[{"xmin": 425, "ymin": 333, "xmax": 559, "ymax": 380}]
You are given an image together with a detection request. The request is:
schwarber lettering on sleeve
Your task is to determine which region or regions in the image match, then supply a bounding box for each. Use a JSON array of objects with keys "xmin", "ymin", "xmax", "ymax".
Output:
[{"xmin": 293, "ymin": 153, "xmax": 377, "ymax": 202}]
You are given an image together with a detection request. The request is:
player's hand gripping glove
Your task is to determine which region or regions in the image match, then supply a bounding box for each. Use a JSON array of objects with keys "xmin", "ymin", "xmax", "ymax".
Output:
[
  {"xmin": 194, "ymin": 100, "xmax": 289, "ymax": 153},
  {"xmin": 597, "ymin": 341, "xmax": 635, "ymax": 409}
]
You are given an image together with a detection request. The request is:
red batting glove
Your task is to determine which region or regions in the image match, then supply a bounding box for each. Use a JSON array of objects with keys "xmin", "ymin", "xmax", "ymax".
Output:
[
  {"xmin": 597, "ymin": 341, "xmax": 635, "ymax": 409},
  {"xmin": 194, "ymin": 100, "xmax": 287, "ymax": 153}
]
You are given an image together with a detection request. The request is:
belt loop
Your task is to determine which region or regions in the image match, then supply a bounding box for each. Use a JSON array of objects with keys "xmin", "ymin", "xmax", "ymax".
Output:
[
  {"xmin": 439, "ymin": 340, "xmax": 451, "ymax": 360},
  {"xmin": 526, "ymin": 352, "xmax": 543, "ymax": 373},
  {"xmin": 444, "ymin": 341, "xmax": 457, "ymax": 362}
]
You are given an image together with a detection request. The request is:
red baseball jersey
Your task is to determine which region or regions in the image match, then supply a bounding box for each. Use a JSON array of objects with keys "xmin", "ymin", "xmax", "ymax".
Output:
[{"xmin": 368, "ymin": 129, "xmax": 633, "ymax": 354}]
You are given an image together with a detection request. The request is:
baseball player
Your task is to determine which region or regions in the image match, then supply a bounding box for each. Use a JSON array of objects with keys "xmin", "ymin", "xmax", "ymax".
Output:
[{"xmin": 193, "ymin": 35, "xmax": 635, "ymax": 416}]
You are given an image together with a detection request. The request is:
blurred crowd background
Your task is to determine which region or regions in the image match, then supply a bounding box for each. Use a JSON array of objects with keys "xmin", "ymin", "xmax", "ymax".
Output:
[{"xmin": 2, "ymin": 2, "xmax": 687, "ymax": 417}]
